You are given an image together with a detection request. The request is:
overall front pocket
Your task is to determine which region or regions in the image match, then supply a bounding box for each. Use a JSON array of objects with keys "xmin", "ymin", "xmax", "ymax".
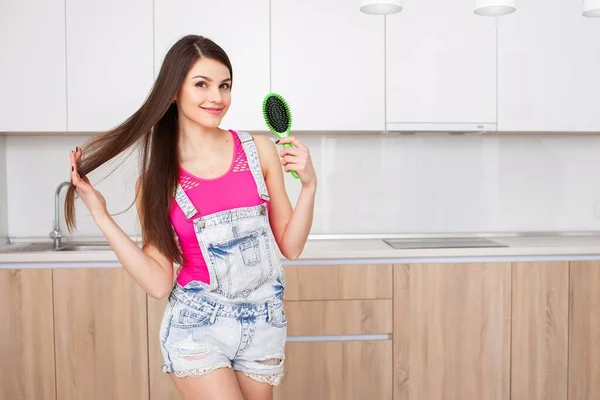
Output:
[
  {"xmin": 239, "ymin": 235, "xmax": 261, "ymax": 267},
  {"xmin": 171, "ymin": 303, "xmax": 213, "ymax": 329},
  {"xmin": 268, "ymin": 304, "xmax": 288, "ymax": 329}
]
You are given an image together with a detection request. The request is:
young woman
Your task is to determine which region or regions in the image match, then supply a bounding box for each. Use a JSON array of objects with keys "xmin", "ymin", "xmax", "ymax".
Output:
[{"xmin": 64, "ymin": 34, "xmax": 317, "ymax": 400}]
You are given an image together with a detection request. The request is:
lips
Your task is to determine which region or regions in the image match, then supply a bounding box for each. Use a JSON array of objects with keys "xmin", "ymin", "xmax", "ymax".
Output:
[{"xmin": 200, "ymin": 106, "xmax": 224, "ymax": 116}]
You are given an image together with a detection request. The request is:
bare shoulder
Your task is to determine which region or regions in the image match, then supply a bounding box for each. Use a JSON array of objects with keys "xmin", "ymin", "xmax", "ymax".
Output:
[{"xmin": 251, "ymin": 134, "xmax": 279, "ymax": 176}]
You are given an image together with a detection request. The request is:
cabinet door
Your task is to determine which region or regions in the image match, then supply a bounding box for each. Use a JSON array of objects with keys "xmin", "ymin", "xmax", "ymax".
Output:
[
  {"xmin": 0, "ymin": 0, "xmax": 67, "ymax": 132},
  {"xmin": 498, "ymin": 1, "xmax": 600, "ymax": 132},
  {"xmin": 386, "ymin": 0, "xmax": 496, "ymax": 131},
  {"xmin": 53, "ymin": 268, "xmax": 149, "ymax": 400},
  {"xmin": 273, "ymin": 340, "xmax": 393, "ymax": 400},
  {"xmin": 154, "ymin": 0, "xmax": 269, "ymax": 132},
  {"xmin": 66, "ymin": 0, "xmax": 153, "ymax": 132},
  {"xmin": 147, "ymin": 296, "xmax": 179, "ymax": 400},
  {"xmin": 569, "ymin": 261, "xmax": 600, "ymax": 399},
  {"xmin": 0, "ymin": 269, "xmax": 55, "ymax": 400},
  {"xmin": 394, "ymin": 263, "xmax": 511, "ymax": 400},
  {"xmin": 511, "ymin": 262, "xmax": 568, "ymax": 400},
  {"xmin": 271, "ymin": 0, "xmax": 385, "ymax": 131}
]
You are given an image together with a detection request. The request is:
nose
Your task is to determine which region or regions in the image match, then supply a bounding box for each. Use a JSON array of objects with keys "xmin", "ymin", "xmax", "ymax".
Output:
[{"xmin": 208, "ymin": 85, "xmax": 223, "ymax": 104}]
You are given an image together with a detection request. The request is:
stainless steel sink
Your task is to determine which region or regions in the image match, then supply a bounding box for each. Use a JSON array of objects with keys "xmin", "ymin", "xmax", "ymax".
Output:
[
  {"xmin": 0, "ymin": 242, "xmax": 56, "ymax": 252},
  {"xmin": 56, "ymin": 243, "xmax": 113, "ymax": 251},
  {"xmin": 0, "ymin": 241, "xmax": 113, "ymax": 253},
  {"xmin": 383, "ymin": 237, "xmax": 508, "ymax": 249}
]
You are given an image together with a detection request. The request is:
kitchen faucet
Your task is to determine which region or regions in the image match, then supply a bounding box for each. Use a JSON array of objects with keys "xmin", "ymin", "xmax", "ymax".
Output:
[{"xmin": 49, "ymin": 181, "xmax": 71, "ymax": 250}]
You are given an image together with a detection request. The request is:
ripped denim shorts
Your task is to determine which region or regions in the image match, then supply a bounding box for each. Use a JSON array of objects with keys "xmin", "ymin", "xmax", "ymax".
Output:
[{"xmin": 159, "ymin": 283, "xmax": 287, "ymax": 385}]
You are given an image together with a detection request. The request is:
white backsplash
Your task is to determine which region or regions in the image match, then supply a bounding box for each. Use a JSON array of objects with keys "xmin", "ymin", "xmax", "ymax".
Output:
[{"xmin": 3, "ymin": 133, "xmax": 600, "ymax": 239}]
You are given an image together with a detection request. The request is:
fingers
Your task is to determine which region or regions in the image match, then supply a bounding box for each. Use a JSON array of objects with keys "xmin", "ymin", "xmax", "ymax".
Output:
[
  {"xmin": 282, "ymin": 162, "xmax": 305, "ymax": 175},
  {"xmin": 278, "ymin": 146, "xmax": 300, "ymax": 158},
  {"xmin": 280, "ymin": 143, "xmax": 309, "ymax": 165},
  {"xmin": 276, "ymin": 135, "xmax": 306, "ymax": 150},
  {"xmin": 75, "ymin": 146, "xmax": 82, "ymax": 163},
  {"xmin": 69, "ymin": 147, "xmax": 90, "ymax": 192}
]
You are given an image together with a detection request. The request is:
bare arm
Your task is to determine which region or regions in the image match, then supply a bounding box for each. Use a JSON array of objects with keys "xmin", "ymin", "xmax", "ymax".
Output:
[
  {"xmin": 70, "ymin": 148, "xmax": 174, "ymax": 298},
  {"xmin": 254, "ymin": 135, "xmax": 317, "ymax": 260}
]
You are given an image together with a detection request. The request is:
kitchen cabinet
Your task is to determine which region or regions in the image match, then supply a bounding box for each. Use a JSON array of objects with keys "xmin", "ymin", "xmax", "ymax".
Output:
[
  {"xmin": 271, "ymin": 0, "xmax": 385, "ymax": 131},
  {"xmin": 66, "ymin": 0, "xmax": 153, "ymax": 132},
  {"xmin": 154, "ymin": 0, "xmax": 270, "ymax": 132},
  {"xmin": 148, "ymin": 296, "xmax": 179, "ymax": 400},
  {"xmin": 4, "ymin": 260, "xmax": 600, "ymax": 399},
  {"xmin": 274, "ymin": 341, "xmax": 393, "ymax": 400},
  {"xmin": 569, "ymin": 261, "xmax": 600, "ymax": 399},
  {"xmin": 0, "ymin": 0, "xmax": 67, "ymax": 132},
  {"xmin": 53, "ymin": 268, "xmax": 149, "ymax": 400},
  {"xmin": 0, "ymin": 269, "xmax": 55, "ymax": 400},
  {"xmin": 393, "ymin": 262, "xmax": 511, "ymax": 400},
  {"xmin": 511, "ymin": 262, "xmax": 568, "ymax": 400},
  {"xmin": 274, "ymin": 264, "xmax": 394, "ymax": 400},
  {"xmin": 385, "ymin": 0, "xmax": 497, "ymax": 132},
  {"xmin": 498, "ymin": 0, "xmax": 600, "ymax": 132}
]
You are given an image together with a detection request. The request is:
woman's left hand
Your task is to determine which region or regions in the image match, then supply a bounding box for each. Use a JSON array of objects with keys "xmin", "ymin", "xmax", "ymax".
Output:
[{"xmin": 277, "ymin": 136, "xmax": 317, "ymax": 188}]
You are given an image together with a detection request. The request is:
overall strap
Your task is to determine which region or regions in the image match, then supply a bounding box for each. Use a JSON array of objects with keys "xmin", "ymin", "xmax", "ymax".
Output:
[
  {"xmin": 235, "ymin": 131, "xmax": 270, "ymax": 202},
  {"xmin": 174, "ymin": 184, "xmax": 198, "ymax": 220}
]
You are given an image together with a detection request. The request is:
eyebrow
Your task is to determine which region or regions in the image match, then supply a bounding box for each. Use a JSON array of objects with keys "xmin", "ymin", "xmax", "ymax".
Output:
[{"xmin": 192, "ymin": 75, "xmax": 232, "ymax": 83}]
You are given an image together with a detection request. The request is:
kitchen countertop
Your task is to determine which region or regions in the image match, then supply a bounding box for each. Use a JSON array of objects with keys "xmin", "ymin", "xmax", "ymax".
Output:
[{"xmin": 3, "ymin": 232, "xmax": 600, "ymax": 268}]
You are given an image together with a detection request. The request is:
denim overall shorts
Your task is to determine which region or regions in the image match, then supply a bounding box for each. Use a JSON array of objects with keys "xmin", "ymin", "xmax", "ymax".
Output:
[{"xmin": 158, "ymin": 132, "xmax": 287, "ymax": 385}]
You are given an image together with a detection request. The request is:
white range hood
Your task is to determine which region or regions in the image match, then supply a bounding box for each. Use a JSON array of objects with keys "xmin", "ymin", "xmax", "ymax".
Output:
[{"xmin": 384, "ymin": 122, "xmax": 497, "ymax": 134}]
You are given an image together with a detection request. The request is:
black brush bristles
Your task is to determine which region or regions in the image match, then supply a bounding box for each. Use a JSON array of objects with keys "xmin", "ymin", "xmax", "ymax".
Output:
[{"xmin": 263, "ymin": 93, "xmax": 292, "ymax": 136}]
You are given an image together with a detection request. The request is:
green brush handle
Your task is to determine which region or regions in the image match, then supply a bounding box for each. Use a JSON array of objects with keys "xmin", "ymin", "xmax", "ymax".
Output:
[{"xmin": 282, "ymin": 142, "xmax": 300, "ymax": 179}]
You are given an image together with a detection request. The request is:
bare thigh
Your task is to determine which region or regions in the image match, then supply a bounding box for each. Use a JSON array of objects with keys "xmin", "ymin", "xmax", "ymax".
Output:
[
  {"xmin": 235, "ymin": 371, "xmax": 274, "ymax": 400},
  {"xmin": 170, "ymin": 368, "xmax": 245, "ymax": 400}
]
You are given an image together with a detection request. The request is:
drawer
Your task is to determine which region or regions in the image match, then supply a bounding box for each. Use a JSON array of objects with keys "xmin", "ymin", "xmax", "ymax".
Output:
[
  {"xmin": 285, "ymin": 299, "xmax": 392, "ymax": 336},
  {"xmin": 283, "ymin": 264, "xmax": 392, "ymax": 301}
]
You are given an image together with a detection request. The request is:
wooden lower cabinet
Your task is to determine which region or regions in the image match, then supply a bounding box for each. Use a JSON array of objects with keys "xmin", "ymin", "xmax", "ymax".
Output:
[
  {"xmin": 52, "ymin": 268, "xmax": 149, "ymax": 400},
  {"xmin": 148, "ymin": 296, "xmax": 179, "ymax": 400},
  {"xmin": 393, "ymin": 262, "xmax": 512, "ymax": 400},
  {"xmin": 273, "ymin": 340, "xmax": 393, "ymax": 400},
  {"xmin": 0, "ymin": 269, "xmax": 55, "ymax": 400},
  {"xmin": 511, "ymin": 262, "xmax": 569, "ymax": 400},
  {"xmin": 569, "ymin": 260, "xmax": 600, "ymax": 400},
  {"xmin": 4, "ymin": 260, "xmax": 600, "ymax": 400}
]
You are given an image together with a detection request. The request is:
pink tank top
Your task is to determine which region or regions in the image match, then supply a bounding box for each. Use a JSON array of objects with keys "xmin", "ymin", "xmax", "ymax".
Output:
[{"xmin": 169, "ymin": 130, "xmax": 267, "ymax": 286}]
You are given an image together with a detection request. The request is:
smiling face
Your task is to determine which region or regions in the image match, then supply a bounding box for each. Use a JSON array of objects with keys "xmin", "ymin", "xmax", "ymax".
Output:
[{"xmin": 175, "ymin": 57, "xmax": 232, "ymax": 129}]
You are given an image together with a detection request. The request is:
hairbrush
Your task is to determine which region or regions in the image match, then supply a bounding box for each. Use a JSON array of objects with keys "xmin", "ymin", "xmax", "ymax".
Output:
[{"xmin": 262, "ymin": 93, "xmax": 300, "ymax": 179}]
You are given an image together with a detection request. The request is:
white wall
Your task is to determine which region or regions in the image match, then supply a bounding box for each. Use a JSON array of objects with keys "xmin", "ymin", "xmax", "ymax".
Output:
[
  {"xmin": 0, "ymin": 137, "xmax": 7, "ymax": 238},
  {"xmin": 4, "ymin": 133, "xmax": 600, "ymax": 239}
]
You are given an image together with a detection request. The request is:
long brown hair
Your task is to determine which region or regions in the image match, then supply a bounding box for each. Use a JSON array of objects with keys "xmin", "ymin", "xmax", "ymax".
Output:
[{"xmin": 64, "ymin": 35, "xmax": 233, "ymax": 264}]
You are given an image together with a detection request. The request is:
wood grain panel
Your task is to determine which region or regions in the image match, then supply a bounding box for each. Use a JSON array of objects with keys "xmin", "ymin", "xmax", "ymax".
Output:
[
  {"xmin": 283, "ymin": 264, "xmax": 392, "ymax": 301},
  {"xmin": 569, "ymin": 261, "xmax": 600, "ymax": 400},
  {"xmin": 511, "ymin": 262, "xmax": 568, "ymax": 400},
  {"xmin": 53, "ymin": 268, "xmax": 149, "ymax": 400},
  {"xmin": 394, "ymin": 263, "xmax": 511, "ymax": 400},
  {"xmin": 286, "ymin": 299, "xmax": 392, "ymax": 336},
  {"xmin": 0, "ymin": 269, "xmax": 55, "ymax": 400},
  {"xmin": 274, "ymin": 340, "xmax": 393, "ymax": 400}
]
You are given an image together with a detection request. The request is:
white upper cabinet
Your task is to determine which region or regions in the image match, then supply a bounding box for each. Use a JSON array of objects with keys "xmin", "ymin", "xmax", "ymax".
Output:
[
  {"xmin": 271, "ymin": 0, "xmax": 385, "ymax": 131},
  {"xmin": 0, "ymin": 0, "xmax": 67, "ymax": 132},
  {"xmin": 154, "ymin": 0, "xmax": 270, "ymax": 132},
  {"xmin": 66, "ymin": 0, "xmax": 154, "ymax": 132},
  {"xmin": 498, "ymin": 1, "xmax": 600, "ymax": 132},
  {"xmin": 386, "ymin": 0, "xmax": 497, "ymax": 132}
]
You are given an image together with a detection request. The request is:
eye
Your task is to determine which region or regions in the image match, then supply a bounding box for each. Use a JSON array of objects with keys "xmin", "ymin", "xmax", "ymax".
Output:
[
  {"xmin": 220, "ymin": 83, "xmax": 231, "ymax": 90},
  {"xmin": 195, "ymin": 81, "xmax": 207, "ymax": 88}
]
